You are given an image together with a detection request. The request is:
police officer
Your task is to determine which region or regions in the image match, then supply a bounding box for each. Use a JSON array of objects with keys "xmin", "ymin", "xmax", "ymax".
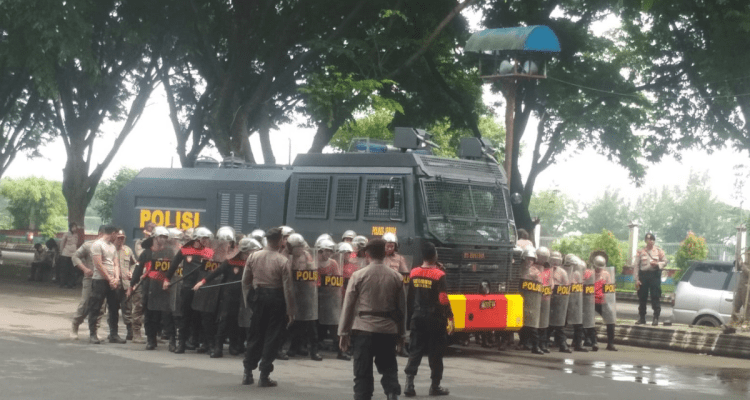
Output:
[
  {"xmin": 274, "ymin": 225, "xmax": 295, "ymax": 360},
  {"xmin": 317, "ymin": 238, "xmax": 350, "ymax": 360},
  {"xmin": 517, "ymin": 247, "xmax": 543, "ymax": 354},
  {"xmin": 194, "ymin": 237, "xmax": 262, "ymax": 357},
  {"xmin": 163, "ymin": 227, "xmax": 215, "ymax": 353},
  {"xmin": 548, "ymin": 251, "xmax": 572, "ymax": 353},
  {"xmin": 339, "ymin": 238, "xmax": 405, "ymax": 400},
  {"xmin": 633, "ymin": 232, "xmax": 667, "ymax": 326},
  {"xmin": 564, "ymin": 255, "xmax": 588, "ymax": 352},
  {"xmin": 594, "ymin": 255, "xmax": 618, "ymax": 351},
  {"xmin": 286, "ymin": 233, "xmax": 322, "ymax": 360},
  {"xmin": 69, "ymin": 226, "xmax": 106, "ymax": 340},
  {"xmin": 192, "ymin": 226, "xmax": 234, "ymax": 357},
  {"xmin": 279, "ymin": 226, "xmax": 295, "ymax": 256},
  {"xmin": 87, "ymin": 225, "xmax": 125, "ymax": 344},
  {"xmin": 241, "ymin": 227, "xmax": 295, "ymax": 387},
  {"xmin": 383, "ymin": 233, "xmax": 409, "ymax": 275},
  {"xmin": 128, "ymin": 226, "xmax": 173, "ymax": 350},
  {"xmin": 342, "ymin": 230, "xmax": 357, "ymax": 244},
  {"xmin": 403, "ymin": 242, "xmax": 452, "ymax": 397},
  {"xmin": 535, "ymin": 247, "xmax": 552, "ymax": 354},
  {"xmin": 115, "ymin": 230, "xmax": 138, "ymax": 341}
]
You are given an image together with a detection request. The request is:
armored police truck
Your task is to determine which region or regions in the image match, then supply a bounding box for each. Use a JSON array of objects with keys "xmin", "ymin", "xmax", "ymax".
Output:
[{"xmin": 114, "ymin": 128, "xmax": 523, "ymax": 333}]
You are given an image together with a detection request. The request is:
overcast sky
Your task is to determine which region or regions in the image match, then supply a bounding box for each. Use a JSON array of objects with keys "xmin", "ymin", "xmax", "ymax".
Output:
[{"xmin": 3, "ymin": 8, "xmax": 749, "ymax": 216}]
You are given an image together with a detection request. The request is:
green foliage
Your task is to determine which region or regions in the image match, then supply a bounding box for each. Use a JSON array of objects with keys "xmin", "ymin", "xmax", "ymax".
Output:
[
  {"xmin": 329, "ymin": 110, "xmax": 504, "ymax": 158},
  {"xmin": 0, "ymin": 176, "xmax": 67, "ymax": 237},
  {"xmin": 552, "ymin": 229, "xmax": 627, "ymax": 273},
  {"xmin": 529, "ymin": 190, "xmax": 579, "ymax": 237},
  {"xmin": 673, "ymin": 232, "xmax": 709, "ymax": 281},
  {"xmin": 576, "ymin": 189, "xmax": 632, "ymax": 240},
  {"xmin": 93, "ymin": 168, "xmax": 139, "ymax": 224}
]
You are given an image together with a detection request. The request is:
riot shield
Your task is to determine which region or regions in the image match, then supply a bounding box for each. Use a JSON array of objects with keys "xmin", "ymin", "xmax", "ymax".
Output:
[
  {"xmin": 148, "ymin": 242, "xmax": 177, "ymax": 312},
  {"xmin": 549, "ymin": 266, "xmax": 570, "ymax": 327},
  {"xmin": 317, "ymin": 242, "xmax": 342, "ymax": 326},
  {"xmin": 581, "ymin": 266, "xmax": 596, "ymax": 329},
  {"xmin": 565, "ymin": 262, "xmax": 583, "ymax": 326},
  {"xmin": 519, "ymin": 262, "xmax": 542, "ymax": 328},
  {"xmin": 600, "ymin": 266, "xmax": 617, "ymax": 324},
  {"xmin": 291, "ymin": 248, "xmax": 318, "ymax": 321},
  {"xmin": 191, "ymin": 238, "xmax": 229, "ymax": 313},
  {"xmin": 538, "ymin": 265, "xmax": 552, "ymax": 330}
]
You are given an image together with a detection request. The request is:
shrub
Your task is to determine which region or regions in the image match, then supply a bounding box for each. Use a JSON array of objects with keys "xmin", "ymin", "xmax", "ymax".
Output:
[
  {"xmin": 673, "ymin": 231, "xmax": 708, "ymax": 281},
  {"xmin": 551, "ymin": 229, "xmax": 626, "ymax": 273}
]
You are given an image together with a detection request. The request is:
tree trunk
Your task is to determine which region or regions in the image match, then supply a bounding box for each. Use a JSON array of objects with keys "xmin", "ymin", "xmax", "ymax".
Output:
[{"xmin": 309, "ymin": 118, "xmax": 346, "ymax": 153}]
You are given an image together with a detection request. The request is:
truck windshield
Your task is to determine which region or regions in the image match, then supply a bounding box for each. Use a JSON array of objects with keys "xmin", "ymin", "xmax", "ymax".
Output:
[{"xmin": 421, "ymin": 179, "xmax": 512, "ymax": 245}]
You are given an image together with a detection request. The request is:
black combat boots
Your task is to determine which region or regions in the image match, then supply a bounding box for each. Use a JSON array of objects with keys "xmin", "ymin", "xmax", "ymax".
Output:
[
  {"xmin": 429, "ymin": 380, "xmax": 449, "ymax": 396},
  {"xmin": 241, "ymin": 370, "xmax": 254, "ymax": 385},
  {"xmin": 211, "ymin": 337, "xmax": 223, "ymax": 358},
  {"xmin": 404, "ymin": 375, "xmax": 416, "ymax": 397}
]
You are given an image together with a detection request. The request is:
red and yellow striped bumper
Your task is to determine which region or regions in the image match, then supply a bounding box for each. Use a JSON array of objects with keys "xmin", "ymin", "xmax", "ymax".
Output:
[{"xmin": 448, "ymin": 294, "xmax": 523, "ymax": 332}]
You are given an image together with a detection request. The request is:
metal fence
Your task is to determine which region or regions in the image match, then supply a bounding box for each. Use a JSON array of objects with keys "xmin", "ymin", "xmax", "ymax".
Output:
[{"xmin": 540, "ymin": 237, "xmax": 736, "ymax": 262}]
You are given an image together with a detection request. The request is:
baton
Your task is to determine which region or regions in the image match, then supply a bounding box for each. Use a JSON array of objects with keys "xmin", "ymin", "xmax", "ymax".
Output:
[
  {"xmin": 167, "ymin": 264, "xmax": 203, "ymax": 287},
  {"xmin": 197, "ymin": 280, "xmax": 241, "ymax": 290},
  {"xmin": 125, "ymin": 281, "xmax": 141, "ymax": 301}
]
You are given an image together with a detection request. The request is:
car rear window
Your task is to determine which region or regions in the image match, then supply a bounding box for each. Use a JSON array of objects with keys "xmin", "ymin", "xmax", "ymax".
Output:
[{"xmin": 688, "ymin": 264, "xmax": 731, "ymax": 290}]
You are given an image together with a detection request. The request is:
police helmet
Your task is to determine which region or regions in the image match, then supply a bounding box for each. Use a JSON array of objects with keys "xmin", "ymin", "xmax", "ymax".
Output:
[
  {"xmin": 239, "ymin": 238, "xmax": 262, "ymax": 253},
  {"xmin": 342, "ymin": 230, "xmax": 357, "ymax": 241},
  {"xmin": 193, "ymin": 227, "xmax": 213, "ymax": 240},
  {"xmin": 250, "ymin": 229, "xmax": 265, "ymax": 242},
  {"xmin": 287, "ymin": 233, "xmax": 306, "ymax": 248},
  {"xmin": 522, "ymin": 247, "xmax": 537, "ymax": 260},
  {"xmin": 216, "ymin": 226, "xmax": 235, "ymax": 242},
  {"xmin": 280, "ymin": 226, "xmax": 295, "ymax": 237},
  {"xmin": 315, "ymin": 234, "xmax": 334, "ymax": 247},
  {"xmin": 352, "ymin": 235, "xmax": 368, "ymax": 250},
  {"xmin": 593, "ymin": 255, "xmax": 606, "ymax": 269},
  {"xmin": 550, "ymin": 251, "xmax": 563, "ymax": 266},
  {"xmin": 336, "ymin": 242, "xmax": 354, "ymax": 253},
  {"xmin": 382, "ymin": 232, "xmax": 398, "ymax": 244},
  {"xmin": 153, "ymin": 226, "xmax": 169, "ymax": 238},
  {"xmin": 536, "ymin": 247, "xmax": 550, "ymax": 263},
  {"xmin": 167, "ymin": 228, "xmax": 183, "ymax": 240},
  {"xmin": 563, "ymin": 254, "xmax": 579, "ymax": 267},
  {"xmin": 317, "ymin": 239, "xmax": 336, "ymax": 251}
]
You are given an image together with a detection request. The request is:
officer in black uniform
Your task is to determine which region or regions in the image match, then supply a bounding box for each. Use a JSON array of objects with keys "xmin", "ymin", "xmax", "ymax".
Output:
[
  {"xmin": 128, "ymin": 226, "xmax": 172, "ymax": 350},
  {"xmin": 194, "ymin": 237, "xmax": 262, "ymax": 357},
  {"xmin": 163, "ymin": 227, "xmax": 214, "ymax": 354},
  {"xmin": 403, "ymin": 242, "xmax": 452, "ymax": 397}
]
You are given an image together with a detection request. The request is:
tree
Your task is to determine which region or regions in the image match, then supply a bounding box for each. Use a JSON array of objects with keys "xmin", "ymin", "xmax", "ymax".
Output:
[
  {"xmin": 632, "ymin": 186, "xmax": 676, "ymax": 241},
  {"xmin": 93, "ymin": 168, "xmax": 139, "ymax": 224},
  {"xmin": 576, "ymin": 189, "xmax": 632, "ymax": 240},
  {"xmin": 621, "ymin": 0, "xmax": 750, "ymax": 157},
  {"xmin": 327, "ymin": 110, "xmax": 504, "ymax": 158},
  {"xmin": 663, "ymin": 172, "xmax": 735, "ymax": 243},
  {"xmin": 673, "ymin": 231, "xmax": 708, "ymax": 280},
  {"xmin": 0, "ymin": 10, "xmax": 55, "ymax": 178},
  {"xmin": 479, "ymin": 0, "xmax": 669, "ymax": 232},
  {"xmin": 0, "ymin": 176, "xmax": 67, "ymax": 237},
  {"xmin": 528, "ymin": 189, "xmax": 579, "ymax": 237},
  {"xmin": 1, "ymin": 0, "xmax": 162, "ymax": 227}
]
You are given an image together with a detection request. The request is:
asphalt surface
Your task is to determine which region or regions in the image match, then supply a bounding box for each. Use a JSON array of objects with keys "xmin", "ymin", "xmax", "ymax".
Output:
[{"xmin": 1, "ymin": 278, "xmax": 748, "ymax": 399}]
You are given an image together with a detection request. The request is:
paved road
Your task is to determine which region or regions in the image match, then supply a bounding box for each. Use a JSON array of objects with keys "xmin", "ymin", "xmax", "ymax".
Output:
[{"xmin": 1, "ymin": 278, "xmax": 748, "ymax": 399}]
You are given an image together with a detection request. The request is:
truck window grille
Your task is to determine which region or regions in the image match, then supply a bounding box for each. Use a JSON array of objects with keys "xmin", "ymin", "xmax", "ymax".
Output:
[
  {"xmin": 436, "ymin": 248, "xmax": 519, "ymax": 294},
  {"xmin": 334, "ymin": 178, "xmax": 359, "ymax": 219},
  {"xmin": 219, "ymin": 193, "xmax": 231, "ymax": 226},
  {"xmin": 233, "ymin": 194, "xmax": 244, "ymax": 232},
  {"xmin": 295, "ymin": 177, "xmax": 330, "ymax": 218},
  {"xmin": 246, "ymin": 194, "xmax": 258, "ymax": 225},
  {"xmin": 364, "ymin": 178, "xmax": 403, "ymax": 220}
]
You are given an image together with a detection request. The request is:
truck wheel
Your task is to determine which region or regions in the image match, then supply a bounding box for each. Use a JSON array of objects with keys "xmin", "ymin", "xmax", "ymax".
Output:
[{"xmin": 693, "ymin": 315, "xmax": 721, "ymax": 327}]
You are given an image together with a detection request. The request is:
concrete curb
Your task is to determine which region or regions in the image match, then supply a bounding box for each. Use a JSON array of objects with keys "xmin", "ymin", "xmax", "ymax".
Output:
[
  {"xmin": 600, "ymin": 324, "xmax": 750, "ymax": 360},
  {"xmin": 615, "ymin": 291, "xmax": 672, "ymax": 305}
]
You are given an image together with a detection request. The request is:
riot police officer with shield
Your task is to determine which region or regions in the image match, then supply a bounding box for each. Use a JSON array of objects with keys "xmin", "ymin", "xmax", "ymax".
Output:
[
  {"xmin": 286, "ymin": 233, "xmax": 322, "ymax": 360},
  {"xmin": 564, "ymin": 255, "xmax": 588, "ymax": 352},
  {"xmin": 549, "ymin": 251, "xmax": 572, "ymax": 353},
  {"xmin": 128, "ymin": 226, "xmax": 174, "ymax": 350},
  {"xmin": 317, "ymin": 238, "xmax": 351, "ymax": 360},
  {"xmin": 163, "ymin": 227, "xmax": 215, "ymax": 353},
  {"xmin": 535, "ymin": 247, "xmax": 552, "ymax": 353},
  {"xmin": 594, "ymin": 255, "xmax": 618, "ymax": 351},
  {"xmin": 194, "ymin": 237, "xmax": 262, "ymax": 357},
  {"xmin": 517, "ymin": 248, "xmax": 543, "ymax": 354}
]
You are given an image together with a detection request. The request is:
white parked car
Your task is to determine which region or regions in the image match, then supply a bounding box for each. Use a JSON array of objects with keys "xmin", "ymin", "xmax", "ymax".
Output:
[{"xmin": 673, "ymin": 261, "xmax": 737, "ymax": 327}]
